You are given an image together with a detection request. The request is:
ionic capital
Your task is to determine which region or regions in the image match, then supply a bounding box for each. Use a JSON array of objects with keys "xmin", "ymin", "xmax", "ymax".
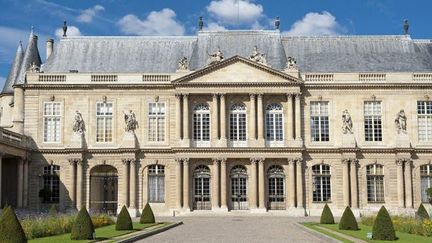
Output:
[
  {"xmin": 249, "ymin": 93, "xmax": 256, "ymax": 99},
  {"xmin": 122, "ymin": 158, "xmax": 135, "ymax": 165},
  {"xmin": 182, "ymin": 158, "xmax": 190, "ymax": 164},
  {"xmin": 220, "ymin": 158, "xmax": 227, "ymax": 164},
  {"xmin": 212, "ymin": 93, "xmax": 218, "ymax": 99},
  {"xmin": 175, "ymin": 93, "xmax": 182, "ymax": 99},
  {"xmin": 219, "ymin": 93, "xmax": 226, "ymax": 98},
  {"xmin": 68, "ymin": 158, "xmax": 82, "ymax": 166}
]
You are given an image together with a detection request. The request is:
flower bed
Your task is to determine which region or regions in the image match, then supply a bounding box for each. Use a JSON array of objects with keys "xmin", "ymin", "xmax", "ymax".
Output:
[{"xmin": 360, "ymin": 215, "xmax": 432, "ymax": 237}]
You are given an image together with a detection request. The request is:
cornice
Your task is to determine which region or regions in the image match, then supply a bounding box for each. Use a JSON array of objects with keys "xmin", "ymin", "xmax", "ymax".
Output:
[
  {"xmin": 304, "ymin": 83, "xmax": 432, "ymax": 89},
  {"xmin": 23, "ymin": 84, "xmax": 174, "ymax": 90}
]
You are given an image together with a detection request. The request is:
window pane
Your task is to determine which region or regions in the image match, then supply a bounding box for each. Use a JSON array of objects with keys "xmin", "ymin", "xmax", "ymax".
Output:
[
  {"xmin": 310, "ymin": 102, "xmax": 329, "ymax": 142},
  {"xmin": 43, "ymin": 102, "xmax": 61, "ymax": 142}
]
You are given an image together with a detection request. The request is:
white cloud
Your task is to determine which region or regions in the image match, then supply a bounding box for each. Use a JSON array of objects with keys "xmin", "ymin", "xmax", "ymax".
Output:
[
  {"xmin": 207, "ymin": 0, "xmax": 263, "ymax": 25},
  {"xmin": 76, "ymin": 5, "xmax": 105, "ymax": 23},
  {"xmin": 117, "ymin": 9, "xmax": 185, "ymax": 36},
  {"xmin": 55, "ymin": 26, "xmax": 82, "ymax": 38},
  {"xmin": 284, "ymin": 11, "xmax": 344, "ymax": 36},
  {"xmin": 204, "ymin": 22, "xmax": 227, "ymax": 31}
]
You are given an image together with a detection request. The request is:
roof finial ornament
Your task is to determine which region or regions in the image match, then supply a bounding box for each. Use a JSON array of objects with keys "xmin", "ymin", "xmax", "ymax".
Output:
[
  {"xmin": 275, "ymin": 16, "xmax": 280, "ymax": 30},
  {"xmin": 177, "ymin": 57, "xmax": 189, "ymax": 71},
  {"xmin": 198, "ymin": 16, "xmax": 204, "ymax": 31},
  {"xmin": 249, "ymin": 46, "xmax": 268, "ymax": 66},
  {"xmin": 403, "ymin": 19, "xmax": 409, "ymax": 35},
  {"xmin": 63, "ymin": 20, "xmax": 68, "ymax": 37},
  {"xmin": 206, "ymin": 47, "xmax": 224, "ymax": 66}
]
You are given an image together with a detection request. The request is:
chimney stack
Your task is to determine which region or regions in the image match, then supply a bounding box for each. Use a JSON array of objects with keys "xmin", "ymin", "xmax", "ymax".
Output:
[{"xmin": 46, "ymin": 39, "xmax": 54, "ymax": 60}]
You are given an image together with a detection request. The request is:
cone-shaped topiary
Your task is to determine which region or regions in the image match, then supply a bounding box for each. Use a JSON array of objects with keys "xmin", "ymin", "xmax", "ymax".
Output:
[
  {"xmin": 70, "ymin": 206, "xmax": 95, "ymax": 240},
  {"xmin": 320, "ymin": 203, "xmax": 335, "ymax": 224},
  {"xmin": 48, "ymin": 204, "xmax": 58, "ymax": 217},
  {"xmin": 140, "ymin": 203, "xmax": 155, "ymax": 224},
  {"xmin": 338, "ymin": 206, "xmax": 359, "ymax": 230},
  {"xmin": 416, "ymin": 203, "xmax": 430, "ymax": 220},
  {"xmin": 0, "ymin": 206, "xmax": 27, "ymax": 243},
  {"xmin": 116, "ymin": 206, "xmax": 133, "ymax": 230},
  {"xmin": 372, "ymin": 206, "xmax": 396, "ymax": 240}
]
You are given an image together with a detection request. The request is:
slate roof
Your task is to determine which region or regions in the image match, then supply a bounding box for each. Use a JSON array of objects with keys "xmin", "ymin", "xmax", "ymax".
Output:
[{"xmin": 2, "ymin": 43, "xmax": 24, "ymax": 94}]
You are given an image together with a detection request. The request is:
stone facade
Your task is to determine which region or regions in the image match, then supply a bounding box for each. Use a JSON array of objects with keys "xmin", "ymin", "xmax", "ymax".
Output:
[{"xmin": 1, "ymin": 30, "xmax": 432, "ymax": 217}]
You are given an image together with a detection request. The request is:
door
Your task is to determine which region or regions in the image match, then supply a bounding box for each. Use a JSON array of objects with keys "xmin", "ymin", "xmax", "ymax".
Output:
[
  {"xmin": 193, "ymin": 176, "xmax": 211, "ymax": 210},
  {"xmin": 231, "ymin": 177, "xmax": 248, "ymax": 210}
]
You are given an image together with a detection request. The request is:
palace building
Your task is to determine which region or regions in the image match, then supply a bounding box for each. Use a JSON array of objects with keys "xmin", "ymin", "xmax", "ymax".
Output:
[{"xmin": 1, "ymin": 21, "xmax": 432, "ymax": 217}]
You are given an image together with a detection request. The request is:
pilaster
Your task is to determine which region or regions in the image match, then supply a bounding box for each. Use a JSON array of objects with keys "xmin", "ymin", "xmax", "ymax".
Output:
[
  {"xmin": 219, "ymin": 93, "xmax": 227, "ymax": 146},
  {"xmin": 212, "ymin": 94, "xmax": 219, "ymax": 146},
  {"xmin": 220, "ymin": 158, "xmax": 228, "ymax": 210},
  {"xmin": 182, "ymin": 158, "xmax": 190, "ymax": 211},
  {"xmin": 182, "ymin": 94, "xmax": 190, "ymax": 146}
]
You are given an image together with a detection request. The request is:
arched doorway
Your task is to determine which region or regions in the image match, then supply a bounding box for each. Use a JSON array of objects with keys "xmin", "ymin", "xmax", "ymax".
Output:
[
  {"xmin": 193, "ymin": 165, "xmax": 211, "ymax": 210},
  {"xmin": 230, "ymin": 165, "xmax": 248, "ymax": 210},
  {"xmin": 90, "ymin": 165, "xmax": 118, "ymax": 215},
  {"xmin": 267, "ymin": 165, "xmax": 285, "ymax": 210}
]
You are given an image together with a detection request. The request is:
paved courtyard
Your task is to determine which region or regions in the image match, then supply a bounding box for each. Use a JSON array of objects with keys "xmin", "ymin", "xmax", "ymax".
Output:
[{"xmin": 138, "ymin": 215, "xmax": 334, "ymax": 243}]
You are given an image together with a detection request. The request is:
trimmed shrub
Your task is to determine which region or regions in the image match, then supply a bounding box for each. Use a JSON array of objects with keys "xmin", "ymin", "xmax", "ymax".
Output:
[
  {"xmin": 0, "ymin": 206, "xmax": 27, "ymax": 243},
  {"xmin": 48, "ymin": 204, "xmax": 58, "ymax": 217},
  {"xmin": 319, "ymin": 204, "xmax": 335, "ymax": 224},
  {"xmin": 372, "ymin": 206, "xmax": 396, "ymax": 240},
  {"xmin": 416, "ymin": 203, "xmax": 430, "ymax": 220},
  {"xmin": 338, "ymin": 206, "xmax": 359, "ymax": 230},
  {"xmin": 140, "ymin": 203, "xmax": 155, "ymax": 224},
  {"xmin": 70, "ymin": 207, "xmax": 95, "ymax": 240},
  {"xmin": 116, "ymin": 206, "xmax": 133, "ymax": 230}
]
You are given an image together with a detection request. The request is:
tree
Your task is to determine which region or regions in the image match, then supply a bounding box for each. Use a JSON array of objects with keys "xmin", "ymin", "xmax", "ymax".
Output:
[
  {"xmin": 372, "ymin": 206, "xmax": 396, "ymax": 240},
  {"xmin": 140, "ymin": 203, "xmax": 155, "ymax": 224},
  {"xmin": 319, "ymin": 204, "xmax": 335, "ymax": 224},
  {"xmin": 116, "ymin": 206, "xmax": 133, "ymax": 230},
  {"xmin": 416, "ymin": 203, "xmax": 430, "ymax": 220},
  {"xmin": 70, "ymin": 207, "xmax": 95, "ymax": 240},
  {"xmin": 338, "ymin": 206, "xmax": 359, "ymax": 230},
  {"xmin": 0, "ymin": 206, "xmax": 27, "ymax": 243}
]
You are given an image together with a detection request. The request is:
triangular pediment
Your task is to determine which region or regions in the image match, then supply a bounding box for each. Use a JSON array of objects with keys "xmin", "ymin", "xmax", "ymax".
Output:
[{"xmin": 173, "ymin": 56, "xmax": 302, "ymax": 85}]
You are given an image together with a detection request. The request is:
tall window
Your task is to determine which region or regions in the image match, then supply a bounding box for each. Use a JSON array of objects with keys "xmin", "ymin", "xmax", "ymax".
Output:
[
  {"xmin": 43, "ymin": 102, "xmax": 61, "ymax": 142},
  {"xmin": 268, "ymin": 165, "xmax": 285, "ymax": 210},
  {"xmin": 366, "ymin": 164, "xmax": 384, "ymax": 202},
  {"xmin": 266, "ymin": 104, "xmax": 284, "ymax": 142},
  {"xmin": 312, "ymin": 164, "xmax": 331, "ymax": 202},
  {"xmin": 148, "ymin": 165, "xmax": 165, "ymax": 202},
  {"xmin": 418, "ymin": 101, "xmax": 432, "ymax": 141},
  {"xmin": 193, "ymin": 104, "xmax": 210, "ymax": 143},
  {"xmin": 43, "ymin": 165, "xmax": 60, "ymax": 203},
  {"xmin": 364, "ymin": 101, "xmax": 382, "ymax": 141},
  {"xmin": 420, "ymin": 164, "xmax": 432, "ymax": 202},
  {"xmin": 230, "ymin": 104, "xmax": 247, "ymax": 142},
  {"xmin": 310, "ymin": 102, "xmax": 329, "ymax": 142},
  {"xmin": 148, "ymin": 102, "xmax": 166, "ymax": 142},
  {"xmin": 96, "ymin": 102, "xmax": 113, "ymax": 142}
]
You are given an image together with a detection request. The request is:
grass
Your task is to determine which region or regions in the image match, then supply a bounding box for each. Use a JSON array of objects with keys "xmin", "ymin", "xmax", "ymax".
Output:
[
  {"xmin": 29, "ymin": 222, "xmax": 162, "ymax": 243},
  {"xmin": 303, "ymin": 222, "xmax": 432, "ymax": 243},
  {"xmin": 303, "ymin": 223, "xmax": 351, "ymax": 243}
]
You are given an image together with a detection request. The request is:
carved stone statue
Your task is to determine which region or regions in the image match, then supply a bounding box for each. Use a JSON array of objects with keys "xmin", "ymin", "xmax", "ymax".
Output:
[
  {"xmin": 29, "ymin": 62, "xmax": 40, "ymax": 73},
  {"xmin": 285, "ymin": 56, "xmax": 298, "ymax": 70},
  {"xmin": 207, "ymin": 47, "xmax": 224, "ymax": 66},
  {"xmin": 395, "ymin": 109, "xmax": 407, "ymax": 134},
  {"xmin": 124, "ymin": 110, "xmax": 138, "ymax": 132},
  {"xmin": 342, "ymin": 109, "xmax": 353, "ymax": 134},
  {"xmin": 177, "ymin": 57, "xmax": 189, "ymax": 70},
  {"xmin": 249, "ymin": 46, "xmax": 267, "ymax": 65},
  {"xmin": 72, "ymin": 111, "xmax": 85, "ymax": 134}
]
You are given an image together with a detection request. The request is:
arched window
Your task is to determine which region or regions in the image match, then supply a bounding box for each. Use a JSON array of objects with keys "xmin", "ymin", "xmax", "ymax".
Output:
[
  {"xmin": 193, "ymin": 104, "xmax": 210, "ymax": 144},
  {"xmin": 148, "ymin": 165, "xmax": 165, "ymax": 203},
  {"xmin": 267, "ymin": 165, "xmax": 285, "ymax": 209},
  {"xmin": 230, "ymin": 104, "xmax": 247, "ymax": 144},
  {"xmin": 366, "ymin": 164, "xmax": 384, "ymax": 202},
  {"xmin": 43, "ymin": 165, "xmax": 60, "ymax": 203},
  {"xmin": 193, "ymin": 165, "xmax": 211, "ymax": 210},
  {"xmin": 312, "ymin": 164, "xmax": 331, "ymax": 202},
  {"xmin": 266, "ymin": 104, "xmax": 284, "ymax": 143},
  {"xmin": 230, "ymin": 165, "xmax": 248, "ymax": 210},
  {"xmin": 420, "ymin": 164, "xmax": 432, "ymax": 202}
]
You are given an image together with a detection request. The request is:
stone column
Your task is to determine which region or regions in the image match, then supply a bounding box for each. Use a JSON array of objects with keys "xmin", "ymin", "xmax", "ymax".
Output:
[
  {"xmin": 0, "ymin": 153, "xmax": 2, "ymax": 207},
  {"xmin": 296, "ymin": 158, "xmax": 303, "ymax": 208},
  {"xmin": 129, "ymin": 159, "xmax": 137, "ymax": 209},
  {"xmin": 220, "ymin": 94, "xmax": 227, "ymax": 141},
  {"xmin": 396, "ymin": 159, "xmax": 405, "ymax": 208},
  {"xmin": 182, "ymin": 158, "xmax": 190, "ymax": 211},
  {"xmin": 212, "ymin": 159, "xmax": 220, "ymax": 209},
  {"xmin": 220, "ymin": 158, "xmax": 228, "ymax": 209},
  {"xmin": 342, "ymin": 159, "xmax": 350, "ymax": 207},
  {"xmin": 17, "ymin": 158, "xmax": 23, "ymax": 207},
  {"xmin": 249, "ymin": 94, "xmax": 256, "ymax": 141},
  {"xmin": 350, "ymin": 159, "xmax": 359, "ymax": 208},
  {"xmin": 68, "ymin": 159, "xmax": 77, "ymax": 208},
  {"xmin": 404, "ymin": 160, "xmax": 413, "ymax": 208},
  {"xmin": 175, "ymin": 158, "xmax": 182, "ymax": 209},
  {"xmin": 76, "ymin": 160, "xmax": 83, "ymax": 209},
  {"xmin": 286, "ymin": 93, "xmax": 293, "ymax": 142},
  {"xmin": 288, "ymin": 159, "xmax": 295, "ymax": 208},
  {"xmin": 175, "ymin": 94, "xmax": 182, "ymax": 140},
  {"xmin": 257, "ymin": 94, "xmax": 264, "ymax": 142},
  {"xmin": 282, "ymin": 164, "xmax": 290, "ymax": 210},
  {"xmin": 121, "ymin": 159, "xmax": 130, "ymax": 207},
  {"xmin": 23, "ymin": 159, "xmax": 29, "ymax": 207},
  {"xmin": 212, "ymin": 94, "xmax": 219, "ymax": 143},
  {"xmin": 183, "ymin": 94, "xmax": 190, "ymax": 141},
  {"xmin": 258, "ymin": 158, "xmax": 265, "ymax": 209},
  {"xmin": 249, "ymin": 158, "xmax": 258, "ymax": 209},
  {"xmin": 294, "ymin": 93, "xmax": 302, "ymax": 141}
]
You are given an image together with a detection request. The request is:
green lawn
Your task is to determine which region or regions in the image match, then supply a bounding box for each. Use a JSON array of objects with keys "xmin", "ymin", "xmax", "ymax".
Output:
[
  {"xmin": 303, "ymin": 223, "xmax": 432, "ymax": 243},
  {"xmin": 29, "ymin": 222, "xmax": 161, "ymax": 243}
]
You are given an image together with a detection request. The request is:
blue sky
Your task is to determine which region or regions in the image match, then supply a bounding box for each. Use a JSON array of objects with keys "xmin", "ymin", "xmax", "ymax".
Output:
[{"xmin": 1, "ymin": 0, "xmax": 432, "ymax": 88}]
